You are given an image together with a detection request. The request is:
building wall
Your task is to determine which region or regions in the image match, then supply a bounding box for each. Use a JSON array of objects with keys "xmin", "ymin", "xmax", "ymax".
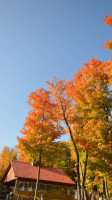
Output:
[
  {"xmin": 14, "ymin": 180, "xmax": 73, "ymax": 200},
  {"xmin": 4, "ymin": 166, "xmax": 16, "ymax": 183}
]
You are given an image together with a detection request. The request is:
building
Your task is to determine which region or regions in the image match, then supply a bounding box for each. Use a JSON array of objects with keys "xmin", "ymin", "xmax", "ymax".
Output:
[{"xmin": 1, "ymin": 161, "xmax": 75, "ymax": 200}]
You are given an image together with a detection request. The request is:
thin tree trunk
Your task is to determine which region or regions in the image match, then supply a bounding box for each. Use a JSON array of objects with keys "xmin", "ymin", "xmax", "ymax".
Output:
[
  {"xmin": 34, "ymin": 150, "xmax": 41, "ymax": 200},
  {"xmin": 80, "ymin": 163, "xmax": 87, "ymax": 200},
  {"xmin": 104, "ymin": 177, "xmax": 109, "ymax": 199},
  {"xmin": 79, "ymin": 162, "xmax": 83, "ymax": 200},
  {"xmin": 82, "ymin": 152, "xmax": 88, "ymax": 200},
  {"xmin": 60, "ymin": 100, "xmax": 81, "ymax": 200}
]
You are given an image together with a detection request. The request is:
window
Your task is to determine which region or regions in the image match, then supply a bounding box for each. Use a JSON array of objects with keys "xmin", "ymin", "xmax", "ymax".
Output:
[
  {"xmin": 32, "ymin": 183, "xmax": 36, "ymax": 192},
  {"xmin": 24, "ymin": 182, "xmax": 32, "ymax": 191},
  {"xmin": 46, "ymin": 185, "xmax": 52, "ymax": 193},
  {"xmin": 39, "ymin": 184, "xmax": 46, "ymax": 193},
  {"xmin": 17, "ymin": 182, "xmax": 24, "ymax": 191},
  {"xmin": 60, "ymin": 187, "xmax": 68, "ymax": 195}
]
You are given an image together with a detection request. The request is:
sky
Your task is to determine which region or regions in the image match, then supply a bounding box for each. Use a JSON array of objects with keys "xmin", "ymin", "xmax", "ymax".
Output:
[{"xmin": 0, "ymin": 0, "xmax": 112, "ymax": 152}]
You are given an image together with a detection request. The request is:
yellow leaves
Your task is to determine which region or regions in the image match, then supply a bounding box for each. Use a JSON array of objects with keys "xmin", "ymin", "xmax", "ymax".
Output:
[{"xmin": 0, "ymin": 146, "xmax": 18, "ymax": 180}]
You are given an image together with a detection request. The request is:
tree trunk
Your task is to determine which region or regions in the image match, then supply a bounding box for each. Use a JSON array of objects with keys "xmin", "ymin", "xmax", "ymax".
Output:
[
  {"xmin": 82, "ymin": 152, "xmax": 88, "ymax": 200},
  {"xmin": 103, "ymin": 177, "xmax": 109, "ymax": 199},
  {"xmin": 79, "ymin": 162, "xmax": 83, "ymax": 200},
  {"xmin": 34, "ymin": 150, "xmax": 41, "ymax": 200},
  {"xmin": 80, "ymin": 161, "xmax": 87, "ymax": 200},
  {"xmin": 79, "ymin": 152, "xmax": 88, "ymax": 200},
  {"xmin": 64, "ymin": 121, "xmax": 81, "ymax": 200},
  {"xmin": 60, "ymin": 100, "xmax": 81, "ymax": 200}
]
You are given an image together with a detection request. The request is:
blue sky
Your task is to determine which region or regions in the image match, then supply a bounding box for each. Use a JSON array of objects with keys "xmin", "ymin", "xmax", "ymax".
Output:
[{"xmin": 0, "ymin": 0, "xmax": 112, "ymax": 152}]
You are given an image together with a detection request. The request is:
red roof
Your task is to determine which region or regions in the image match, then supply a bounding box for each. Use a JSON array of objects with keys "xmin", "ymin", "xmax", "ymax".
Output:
[{"xmin": 10, "ymin": 161, "xmax": 74, "ymax": 185}]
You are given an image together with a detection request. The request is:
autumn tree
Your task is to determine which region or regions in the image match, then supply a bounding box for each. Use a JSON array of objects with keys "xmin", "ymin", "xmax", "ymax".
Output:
[
  {"xmin": 0, "ymin": 146, "xmax": 18, "ymax": 190},
  {"xmin": 104, "ymin": 14, "xmax": 112, "ymax": 50},
  {"xmin": 46, "ymin": 78, "xmax": 82, "ymax": 200},
  {"xmin": 46, "ymin": 57, "xmax": 112, "ymax": 200},
  {"xmin": 17, "ymin": 88, "xmax": 65, "ymax": 199},
  {"xmin": 67, "ymin": 58, "xmax": 112, "ymax": 198},
  {"xmin": 51, "ymin": 141, "xmax": 76, "ymax": 183},
  {"xmin": 70, "ymin": 139, "xmax": 112, "ymax": 197}
]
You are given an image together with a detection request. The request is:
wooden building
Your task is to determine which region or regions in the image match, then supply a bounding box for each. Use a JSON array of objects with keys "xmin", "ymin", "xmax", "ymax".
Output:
[{"xmin": 1, "ymin": 161, "xmax": 75, "ymax": 200}]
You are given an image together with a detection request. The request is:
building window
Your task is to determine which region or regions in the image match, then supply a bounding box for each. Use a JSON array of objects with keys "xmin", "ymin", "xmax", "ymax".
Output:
[
  {"xmin": 17, "ymin": 182, "xmax": 24, "ymax": 191},
  {"xmin": 39, "ymin": 184, "xmax": 46, "ymax": 193},
  {"xmin": 24, "ymin": 182, "xmax": 32, "ymax": 191},
  {"xmin": 32, "ymin": 183, "xmax": 36, "ymax": 192},
  {"xmin": 60, "ymin": 187, "xmax": 68, "ymax": 195}
]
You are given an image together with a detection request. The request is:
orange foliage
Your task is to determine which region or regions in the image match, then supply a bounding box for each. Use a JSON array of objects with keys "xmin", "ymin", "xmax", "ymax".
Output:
[
  {"xmin": 17, "ymin": 88, "xmax": 64, "ymax": 162},
  {"xmin": 104, "ymin": 14, "xmax": 112, "ymax": 50},
  {"xmin": 104, "ymin": 14, "xmax": 112, "ymax": 26},
  {"xmin": 46, "ymin": 78, "xmax": 75, "ymax": 126},
  {"xmin": 67, "ymin": 58, "xmax": 112, "ymax": 158},
  {"xmin": 104, "ymin": 41, "xmax": 112, "ymax": 50}
]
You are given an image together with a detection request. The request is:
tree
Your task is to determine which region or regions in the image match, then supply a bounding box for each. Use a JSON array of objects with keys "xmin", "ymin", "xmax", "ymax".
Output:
[
  {"xmin": 17, "ymin": 88, "xmax": 65, "ymax": 199},
  {"xmin": 46, "ymin": 78, "xmax": 82, "ymax": 200},
  {"xmin": 51, "ymin": 141, "xmax": 76, "ymax": 183},
  {"xmin": 104, "ymin": 14, "xmax": 112, "ymax": 50},
  {"xmin": 67, "ymin": 58, "xmax": 112, "ymax": 197},
  {"xmin": 0, "ymin": 146, "xmax": 18, "ymax": 190},
  {"xmin": 17, "ymin": 88, "xmax": 64, "ymax": 160}
]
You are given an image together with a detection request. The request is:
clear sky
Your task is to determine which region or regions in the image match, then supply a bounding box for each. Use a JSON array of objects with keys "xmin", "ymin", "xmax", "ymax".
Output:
[{"xmin": 0, "ymin": 0, "xmax": 112, "ymax": 152}]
